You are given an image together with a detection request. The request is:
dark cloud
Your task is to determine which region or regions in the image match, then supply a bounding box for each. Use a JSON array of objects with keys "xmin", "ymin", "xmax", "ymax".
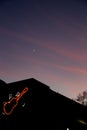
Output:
[
  {"xmin": 0, "ymin": 0, "xmax": 19, "ymax": 5},
  {"xmin": 77, "ymin": 0, "xmax": 87, "ymax": 4},
  {"xmin": 0, "ymin": 0, "xmax": 10, "ymax": 4},
  {"xmin": 82, "ymin": 0, "xmax": 87, "ymax": 2},
  {"xmin": 0, "ymin": 0, "xmax": 13, "ymax": 6}
]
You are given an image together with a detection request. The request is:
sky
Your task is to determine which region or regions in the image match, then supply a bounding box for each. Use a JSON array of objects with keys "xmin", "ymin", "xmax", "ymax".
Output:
[{"xmin": 0, "ymin": 0, "xmax": 87, "ymax": 99}]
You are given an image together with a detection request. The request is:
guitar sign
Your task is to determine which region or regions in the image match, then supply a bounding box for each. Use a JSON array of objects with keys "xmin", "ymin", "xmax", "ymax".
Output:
[{"xmin": 3, "ymin": 87, "xmax": 29, "ymax": 115}]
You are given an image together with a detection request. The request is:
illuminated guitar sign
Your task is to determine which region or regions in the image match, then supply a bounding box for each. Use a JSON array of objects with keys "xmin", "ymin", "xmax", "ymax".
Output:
[{"xmin": 3, "ymin": 87, "xmax": 29, "ymax": 116}]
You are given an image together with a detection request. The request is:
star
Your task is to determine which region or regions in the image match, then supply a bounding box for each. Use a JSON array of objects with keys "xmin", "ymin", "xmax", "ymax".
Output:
[{"xmin": 32, "ymin": 49, "xmax": 36, "ymax": 53}]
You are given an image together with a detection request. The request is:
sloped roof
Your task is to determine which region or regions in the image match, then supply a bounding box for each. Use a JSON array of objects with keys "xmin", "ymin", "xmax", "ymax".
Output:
[{"xmin": 0, "ymin": 78, "xmax": 87, "ymax": 129}]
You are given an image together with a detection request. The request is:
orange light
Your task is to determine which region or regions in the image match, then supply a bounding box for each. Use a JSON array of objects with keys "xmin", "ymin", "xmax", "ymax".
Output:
[{"xmin": 3, "ymin": 87, "xmax": 29, "ymax": 115}]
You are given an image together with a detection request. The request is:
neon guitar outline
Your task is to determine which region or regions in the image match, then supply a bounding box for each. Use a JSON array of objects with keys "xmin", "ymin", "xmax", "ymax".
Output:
[{"xmin": 3, "ymin": 87, "xmax": 29, "ymax": 115}]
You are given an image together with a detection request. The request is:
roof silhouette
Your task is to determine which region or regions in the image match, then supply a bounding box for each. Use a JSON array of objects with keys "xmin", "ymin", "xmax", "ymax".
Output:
[{"xmin": 0, "ymin": 78, "xmax": 87, "ymax": 129}]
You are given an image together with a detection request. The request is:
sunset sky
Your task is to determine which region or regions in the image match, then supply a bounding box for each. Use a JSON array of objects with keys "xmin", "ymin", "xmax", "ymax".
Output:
[{"xmin": 0, "ymin": 0, "xmax": 87, "ymax": 99}]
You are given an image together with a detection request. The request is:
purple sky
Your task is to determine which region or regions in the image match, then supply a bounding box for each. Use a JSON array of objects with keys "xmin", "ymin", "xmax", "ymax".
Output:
[{"xmin": 0, "ymin": 0, "xmax": 87, "ymax": 99}]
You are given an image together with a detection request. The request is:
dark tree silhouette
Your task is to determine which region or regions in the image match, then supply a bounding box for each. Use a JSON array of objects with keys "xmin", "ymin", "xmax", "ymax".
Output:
[{"xmin": 75, "ymin": 90, "xmax": 87, "ymax": 106}]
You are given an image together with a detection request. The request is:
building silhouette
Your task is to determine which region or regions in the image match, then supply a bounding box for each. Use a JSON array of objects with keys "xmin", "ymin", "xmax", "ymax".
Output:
[{"xmin": 0, "ymin": 78, "xmax": 87, "ymax": 130}]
